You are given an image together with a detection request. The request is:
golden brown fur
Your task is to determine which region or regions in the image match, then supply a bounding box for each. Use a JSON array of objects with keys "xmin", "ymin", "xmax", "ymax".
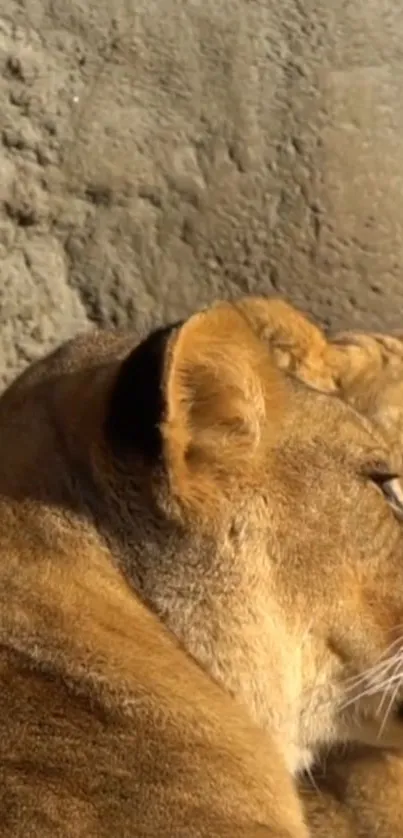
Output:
[
  {"xmin": 1, "ymin": 297, "xmax": 403, "ymax": 836},
  {"xmin": 238, "ymin": 296, "xmax": 403, "ymax": 837}
]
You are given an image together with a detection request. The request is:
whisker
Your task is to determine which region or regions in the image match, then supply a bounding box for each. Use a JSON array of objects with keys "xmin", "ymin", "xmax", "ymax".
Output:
[
  {"xmin": 340, "ymin": 638, "xmax": 403, "ymax": 688},
  {"xmin": 302, "ymin": 763, "xmax": 320, "ymax": 794},
  {"xmin": 339, "ymin": 670, "xmax": 403, "ymax": 713},
  {"xmin": 378, "ymin": 679, "xmax": 402, "ymax": 739},
  {"xmin": 299, "ymin": 629, "xmax": 403, "ymax": 733},
  {"xmin": 376, "ymin": 656, "xmax": 402, "ymax": 719}
]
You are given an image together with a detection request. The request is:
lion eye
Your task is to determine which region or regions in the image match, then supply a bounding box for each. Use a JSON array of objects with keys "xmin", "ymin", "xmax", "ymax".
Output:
[{"xmin": 372, "ymin": 474, "xmax": 403, "ymax": 520}]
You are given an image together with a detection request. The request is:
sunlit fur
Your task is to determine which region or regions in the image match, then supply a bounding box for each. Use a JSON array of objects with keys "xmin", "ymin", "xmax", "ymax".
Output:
[
  {"xmin": 239, "ymin": 297, "xmax": 403, "ymax": 837},
  {"xmin": 1, "ymin": 296, "xmax": 403, "ymax": 836}
]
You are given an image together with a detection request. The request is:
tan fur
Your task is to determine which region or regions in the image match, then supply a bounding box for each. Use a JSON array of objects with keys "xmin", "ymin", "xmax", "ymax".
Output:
[
  {"xmin": 238, "ymin": 296, "xmax": 403, "ymax": 837},
  {"xmin": 1, "ymin": 298, "xmax": 403, "ymax": 836}
]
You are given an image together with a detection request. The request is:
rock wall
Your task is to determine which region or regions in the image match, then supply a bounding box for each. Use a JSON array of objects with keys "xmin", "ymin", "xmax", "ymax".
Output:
[{"xmin": 1, "ymin": 0, "xmax": 403, "ymax": 386}]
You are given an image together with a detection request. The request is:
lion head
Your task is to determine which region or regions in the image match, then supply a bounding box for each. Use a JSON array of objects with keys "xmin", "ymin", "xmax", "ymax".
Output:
[{"xmin": 2, "ymin": 297, "xmax": 403, "ymax": 785}]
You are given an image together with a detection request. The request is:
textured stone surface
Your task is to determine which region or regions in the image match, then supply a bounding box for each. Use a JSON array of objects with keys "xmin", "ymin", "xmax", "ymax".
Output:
[{"xmin": 1, "ymin": 0, "xmax": 403, "ymax": 387}]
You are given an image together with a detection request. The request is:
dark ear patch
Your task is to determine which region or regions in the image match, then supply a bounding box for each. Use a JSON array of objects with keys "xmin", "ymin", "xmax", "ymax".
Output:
[{"xmin": 105, "ymin": 322, "xmax": 182, "ymax": 459}]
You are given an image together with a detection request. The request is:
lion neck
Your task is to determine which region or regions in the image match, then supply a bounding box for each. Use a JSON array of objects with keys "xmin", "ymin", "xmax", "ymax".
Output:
[{"xmin": 98, "ymin": 490, "xmax": 311, "ymax": 775}]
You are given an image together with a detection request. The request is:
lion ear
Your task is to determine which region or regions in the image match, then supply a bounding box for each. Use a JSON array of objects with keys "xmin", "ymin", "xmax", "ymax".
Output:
[
  {"xmin": 104, "ymin": 303, "xmax": 286, "ymax": 488},
  {"xmin": 105, "ymin": 321, "xmax": 183, "ymax": 460},
  {"xmin": 161, "ymin": 303, "xmax": 287, "ymax": 491},
  {"xmin": 236, "ymin": 296, "xmax": 339, "ymax": 394},
  {"xmin": 326, "ymin": 331, "xmax": 403, "ymax": 430}
]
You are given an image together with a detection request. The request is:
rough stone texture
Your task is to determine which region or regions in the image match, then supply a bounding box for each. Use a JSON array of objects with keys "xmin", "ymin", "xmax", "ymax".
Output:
[{"xmin": 1, "ymin": 0, "xmax": 403, "ymax": 388}]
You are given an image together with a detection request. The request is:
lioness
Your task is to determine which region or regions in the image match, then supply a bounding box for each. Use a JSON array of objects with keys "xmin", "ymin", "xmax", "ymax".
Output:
[
  {"xmin": 238, "ymin": 296, "xmax": 403, "ymax": 837},
  {"xmin": 306, "ymin": 322, "xmax": 403, "ymax": 838},
  {"xmin": 0, "ymin": 297, "xmax": 403, "ymax": 836}
]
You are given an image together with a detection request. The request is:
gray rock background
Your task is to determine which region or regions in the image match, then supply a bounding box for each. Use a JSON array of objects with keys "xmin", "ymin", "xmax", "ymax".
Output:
[{"xmin": 1, "ymin": 0, "xmax": 403, "ymax": 388}]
